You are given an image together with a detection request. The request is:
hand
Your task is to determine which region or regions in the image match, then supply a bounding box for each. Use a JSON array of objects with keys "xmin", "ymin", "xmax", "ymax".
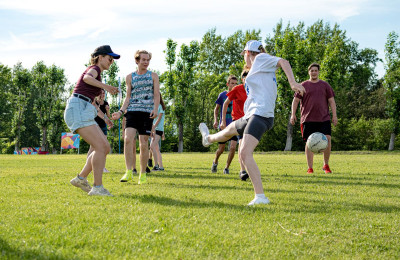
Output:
[
  {"xmin": 332, "ymin": 115, "xmax": 338, "ymax": 126},
  {"xmin": 149, "ymin": 109, "xmax": 158, "ymax": 119},
  {"xmin": 162, "ymin": 133, "xmax": 165, "ymax": 140},
  {"xmin": 111, "ymin": 112, "xmax": 121, "ymax": 120},
  {"xmin": 290, "ymin": 115, "xmax": 297, "ymax": 125},
  {"xmin": 105, "ymin": 118, "xmax": 114, "ymax": 129},
  {"xmin": 220, "ymin": 122, "xmax": 226, "ymax": 130},
  {"xmin": 105, "ymin": 85, "xmax": 119, "ymax": 95},
  {"xmin": 213, "ymin": 121, "xmax": 218, "ymax": 129},
  {"xmin": 291, "ymin": 82, "xmax": 306, "ymax": 96}
]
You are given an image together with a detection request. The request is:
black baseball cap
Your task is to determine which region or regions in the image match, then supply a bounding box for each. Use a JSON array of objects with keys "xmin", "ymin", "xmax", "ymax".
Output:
[{"xmin": 92, "ymin": 45, "xmax": 120, "ymax": 59}]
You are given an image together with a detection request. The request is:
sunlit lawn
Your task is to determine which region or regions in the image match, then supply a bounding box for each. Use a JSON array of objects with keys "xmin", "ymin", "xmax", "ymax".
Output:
[{"xmin": 0, "ymin": 151, "xmax": 399, "ymax": 259}]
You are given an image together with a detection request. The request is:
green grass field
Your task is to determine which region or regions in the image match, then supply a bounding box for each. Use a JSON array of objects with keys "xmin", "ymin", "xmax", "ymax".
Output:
[{"xmin": 1, "ymin": 151, "xmax": 399, "ymax": 259}]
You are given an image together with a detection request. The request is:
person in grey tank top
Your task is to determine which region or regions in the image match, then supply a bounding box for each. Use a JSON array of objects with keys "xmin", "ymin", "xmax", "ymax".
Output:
[{"xmin": 112, "ymin": 50, "xmax": 160, "ymax": 185}]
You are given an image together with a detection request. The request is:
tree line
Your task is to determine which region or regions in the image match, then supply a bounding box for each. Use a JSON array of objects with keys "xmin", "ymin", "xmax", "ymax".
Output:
[{"xmin": 0, "ymin": 20, "xmax": 399, "ymax": 154}]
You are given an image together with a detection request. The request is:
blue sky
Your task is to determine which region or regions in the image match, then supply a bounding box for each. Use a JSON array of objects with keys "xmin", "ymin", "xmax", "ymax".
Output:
[{"xmin": 0, "ymin": 0, "xmax": 399, "ymax": 85}]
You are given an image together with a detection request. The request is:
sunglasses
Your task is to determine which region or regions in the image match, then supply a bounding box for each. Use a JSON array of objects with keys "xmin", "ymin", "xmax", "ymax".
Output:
[{"xmin": 108, "ymin": 56, "xmax": 114, "ymax": 63}]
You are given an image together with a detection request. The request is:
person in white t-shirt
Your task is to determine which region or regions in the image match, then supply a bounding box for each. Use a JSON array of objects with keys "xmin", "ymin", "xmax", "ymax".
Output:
[{"xmin": 199, "ymin": 40, "xmax": 305, "ymax": 206}]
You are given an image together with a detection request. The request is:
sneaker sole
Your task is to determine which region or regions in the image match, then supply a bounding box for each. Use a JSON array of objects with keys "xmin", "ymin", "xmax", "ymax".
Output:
[
  {"xmin": 70, "ymin": 180, "xmax": 91, "ymax": 193},
  {"xmin": 240, "ymin": 175, "xmax": 249, "ymax": 181},
  {"xmin": 199, "ymin": 123, "xmax": 210, "ymax": 147},
  {"xmin": 88, "ymin": 193, "xmax": 114, "ymax": 196}
]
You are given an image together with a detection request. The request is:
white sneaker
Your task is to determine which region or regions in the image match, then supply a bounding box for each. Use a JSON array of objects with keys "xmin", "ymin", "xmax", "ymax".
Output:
[
  {"xmin": 70, "ymin": 176, "xmax": 92, "ymax": 193},
  {"xmin": 247, "ymin": 197, "xmax": 270, "ymax": 206},
  {"xmin": 103, "ymin": 168, "xmax": 109, "ymax": 173},
  {"xmin": 88, "ymin": 186, "xmax": 113, "ymax": 196},
  {"xmin": 199, "ymin": 123, "xmax": 211, "ymax": 147}
]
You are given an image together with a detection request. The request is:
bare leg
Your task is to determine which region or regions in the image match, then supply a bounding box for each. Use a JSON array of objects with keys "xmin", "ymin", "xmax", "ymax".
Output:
[
  {"xmin": 76, "ymin": 125, "xmax": 110, "ymax": 186},
  {"xmin": 238, "ymin": 139, "xmax": 245, "ymax": 171},
  {"xmin": 225, "ymin": 140, "xmax": 237, "ymax": 169},
  {"xmin": 208, "ymin": 123, "xmax": 239, "ymax": 143},
  {"xmin": 132, "ymin": 141, "xmax": 137, "ymax": 170},
  {"xmin": 87, "ymin": 146, "xmax": 94, "ymax": 158},
  {"xmin": 214, "ymin": 143, "xmax": 225, "ymax": 164},
  {"xmin": 305, "ymin": 144, "xmax": 314, "ymax": 169},
  {"xmin": 150, "ymin": 134, "xmax": 163, "ymax": 167},
  {"xmin": 240, "ymin": 134, "xmax": 264, "ymax": 195},
  {"xmin": 124, "ymin": 128, "xmax": 137, "ymax": 171},
  {"xmin": 323, "ymin": 135, "xmax": 332, "ymax": 165},
  {"xmin": 139, "ymin": 135, "xmax": 150, "ymax": 173}
]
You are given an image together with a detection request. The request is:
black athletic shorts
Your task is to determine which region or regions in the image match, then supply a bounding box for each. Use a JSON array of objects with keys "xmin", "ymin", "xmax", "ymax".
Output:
[
  {"xmin": 155, "ymin": 130, "xmax": 163, "ymax": 137},
  {"xmin": 301, "ymin": 120, "xmax": 331, "ymax": 143},
  {"xmin": 235, "ymin": 115, "xmax": 274, "ymax": 141},
  {"xmin": 218, "ymin": 135, "xmax": 238, "ymax": 144},
  {"xmin": 126, "ymin": 111, "xmax": 153, "ymax": 136}
]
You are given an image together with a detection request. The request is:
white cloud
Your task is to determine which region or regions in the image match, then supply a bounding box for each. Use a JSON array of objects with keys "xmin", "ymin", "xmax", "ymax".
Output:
[{"xmin": 0, "ymin": 0, "xmax": 392, "ymax": 81}]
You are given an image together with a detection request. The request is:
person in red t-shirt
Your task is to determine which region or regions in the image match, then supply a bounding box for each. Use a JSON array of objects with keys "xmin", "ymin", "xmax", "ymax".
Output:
[
  {"xmin": 221, "ymin": 70, "xmax": 249, "ymax": 180},
  {"xmin": 290, "ymin": 63, "xmax": 338, "ymax": 174}
]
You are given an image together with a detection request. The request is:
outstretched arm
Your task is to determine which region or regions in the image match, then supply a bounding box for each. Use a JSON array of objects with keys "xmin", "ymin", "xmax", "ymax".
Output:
[
  {"xmin": 277, "ymin": 59, "xmax": 306, "ymax": 96},
  {"xmin": 290, "ymin": 97, "xmax": 300, "ymax": 125},
  {"xmin": 83, "ymin": 68, "xmax": 118, "ymax": 95},
  {"xmin": 112, "ymin": 74, "xmax": 131, "ymax": 120}
]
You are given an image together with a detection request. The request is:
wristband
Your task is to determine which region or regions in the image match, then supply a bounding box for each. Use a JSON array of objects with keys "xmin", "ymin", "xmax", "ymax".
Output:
[{"xmin": 119, "ymin": 110, "xmax": 124, "ymax": 115}]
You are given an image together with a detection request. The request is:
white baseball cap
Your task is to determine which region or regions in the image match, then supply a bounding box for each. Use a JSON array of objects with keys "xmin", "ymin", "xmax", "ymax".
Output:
[{"xmin": 241, "ymin": 40, "xmax": 263, "ymax": 55}]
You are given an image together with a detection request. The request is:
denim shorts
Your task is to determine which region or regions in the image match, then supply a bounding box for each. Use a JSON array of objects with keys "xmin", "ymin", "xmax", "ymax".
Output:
[{"xmin": 64, "ymin": 96, "xmax": 97, "ymax": 133}]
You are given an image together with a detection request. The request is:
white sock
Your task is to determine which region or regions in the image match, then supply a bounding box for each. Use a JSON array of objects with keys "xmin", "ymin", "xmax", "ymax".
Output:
[{"xmin": 256, "ymin": 194, "xmax": 266, "ymax": 199}]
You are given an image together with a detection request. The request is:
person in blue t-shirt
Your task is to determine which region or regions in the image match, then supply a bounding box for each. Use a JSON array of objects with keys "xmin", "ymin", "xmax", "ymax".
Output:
[{"xmin": 211, "ymin": 75, "xmax": 238, "ymax": 175}]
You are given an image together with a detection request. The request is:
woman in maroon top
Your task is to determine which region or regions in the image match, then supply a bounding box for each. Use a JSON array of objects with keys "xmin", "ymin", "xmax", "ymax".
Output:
[{"xmin": 65, "ymin": 45, "xmax": 120, "ymax": 196}]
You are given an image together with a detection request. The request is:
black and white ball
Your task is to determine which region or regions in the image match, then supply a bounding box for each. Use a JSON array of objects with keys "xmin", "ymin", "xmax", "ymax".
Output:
[{"xmin": 307, "ymin": 132, "xmax": 328, "ymax": 153}]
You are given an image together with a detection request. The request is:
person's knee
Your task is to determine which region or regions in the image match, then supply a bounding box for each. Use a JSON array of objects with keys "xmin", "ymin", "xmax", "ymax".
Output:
[
  {"xmin": 218, "ymin": 145, "xmax": 224, "ymax": 152},
  {"xmin": 239, "ymin": 148, "xmax": 252, "ymax": 162},
  {"xmin": 229, "ymin": 142, "xmax": 237, "ymax": 152},
  {"xmin": 150, "ymin": 143, "xmax": 158, "ymax": 151},
  {"xmin": 95, "ymin": 141, "xmax": 110, "ymax": 155},
  {"xmin": 105, "ymin": 143, "xmax": 111, "ymax": 154},
  {"xmin": 139, "ymin": 137, "xmax": 149, "ymax": 150}
]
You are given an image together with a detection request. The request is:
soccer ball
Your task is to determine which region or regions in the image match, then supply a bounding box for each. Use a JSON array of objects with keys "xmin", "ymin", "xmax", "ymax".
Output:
[{"xmin": 307, "ymin": 132, "xmax": 328, "ymax": 153}]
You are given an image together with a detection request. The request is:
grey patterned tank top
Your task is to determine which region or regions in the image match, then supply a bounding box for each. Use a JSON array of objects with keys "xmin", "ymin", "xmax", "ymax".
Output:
[{"xmin": 127, "ymin": 70, "xmax": 154, "ymax": 113}]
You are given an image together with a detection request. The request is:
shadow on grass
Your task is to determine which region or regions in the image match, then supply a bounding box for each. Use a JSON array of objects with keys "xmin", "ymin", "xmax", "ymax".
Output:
[
  {"xmin": 159, "ymin": 183, "xmax": 324, "ymax": 195},
  {"xmin": 106, "ymin": 170, "xmax": 231, "ymax": 180},
  {"xmin": 0, "ymin": 238, "xmax": 68, "ymax": 260},
  {"xmin": 161, "ymin": 183, "xmax": 253, "ymax": 192},
  {"xmin": 147, "ymin": 172, "xmax": 231, "ymax": 180},
  {"xmin": 276, "ymin": 175, "xmax": 400, "ymax": 189},
  {"xmin": 279, "ymin": 196, "xmax": 400, "ymax": 214},
  {"xmin": 119, "ymin": 193, "xmax": 269, "ymax": 212}
]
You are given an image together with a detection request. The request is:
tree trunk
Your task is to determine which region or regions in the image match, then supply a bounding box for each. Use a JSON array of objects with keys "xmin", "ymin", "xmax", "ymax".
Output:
[
  {"xmin": 15, "ymin": 122, "xmax": 21, "ymax": 152},
  {"xmin": 41, "ymin": 126, "xmax": 47, "ymax": 151},
  {"xmin": 178, "ymin": 123, "xmax": 183, "ymax": 153},
  {"xmin": 388, "ymin": 132, "xmax": 395, "ymax": 151},
  {"xmin": 284, "ymin": 119, "xmax": 293, "ymax": 151}
]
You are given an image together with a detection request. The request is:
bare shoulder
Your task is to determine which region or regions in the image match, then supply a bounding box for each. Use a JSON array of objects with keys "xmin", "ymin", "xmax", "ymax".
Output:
[
  {"xmin": 125, "ymin": 73, "xmax": 133, "ymax": 81},
  {"xmin": 151, "ymin": 72, "xmax": 159, "ymax": 79}
]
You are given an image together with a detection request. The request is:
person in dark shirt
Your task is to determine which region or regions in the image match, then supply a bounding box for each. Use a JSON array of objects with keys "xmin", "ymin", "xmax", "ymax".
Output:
[
  {"xmin": 66, "ymin": 45, "xmax": 120, "ymax": 196},
  {"xmin": 290, "ymin": 63, "xmax": 338, "ymax": 174}
]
